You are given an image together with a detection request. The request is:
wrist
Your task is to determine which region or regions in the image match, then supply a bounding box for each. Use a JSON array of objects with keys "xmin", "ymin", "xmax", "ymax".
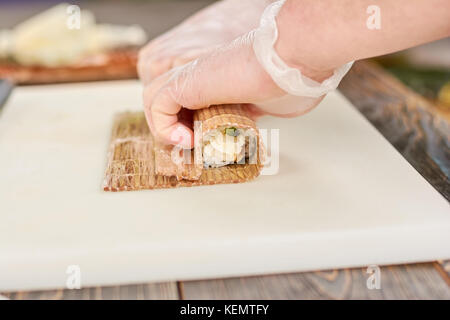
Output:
[
  {"xmin": 252, "ymin": 0, "xmax": 353, "ymax": 98},
  {"xmin": 275, "ymin": 41, "xmax": 335, "ymax": 83},
  {"xmin": 274, "ymin": 0, "xmax": 341, "ymax": 82}
]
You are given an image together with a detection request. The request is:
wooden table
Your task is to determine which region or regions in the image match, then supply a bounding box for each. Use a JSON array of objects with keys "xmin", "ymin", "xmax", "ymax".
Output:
[{"xmin": 1, "ymin": 0, "xmax": 449, "ymax": 300}]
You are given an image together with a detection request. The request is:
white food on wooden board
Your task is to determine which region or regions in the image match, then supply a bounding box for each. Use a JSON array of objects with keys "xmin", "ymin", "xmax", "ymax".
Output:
[
  {"xmin": 0, "ymin": 80, "xmax": 448, "ymax": 292},
  {"xmin": 1, "ymin": 4, "xmax": 147, "ymax": 66}
]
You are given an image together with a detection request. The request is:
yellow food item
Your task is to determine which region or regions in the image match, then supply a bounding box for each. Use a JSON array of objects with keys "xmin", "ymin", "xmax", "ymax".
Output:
[{"xmin": 438, "ymin": 82, "xmax": 450, "ymax": 108}]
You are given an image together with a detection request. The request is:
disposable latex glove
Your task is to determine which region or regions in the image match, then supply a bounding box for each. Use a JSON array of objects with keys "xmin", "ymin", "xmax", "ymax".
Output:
[
  {"xmin": 138, "ymin": 0, "xmax": 274, "ymax": 84},
  {"xmin": 142, "ymin": 30, "xmax": 333, "ymax": 149}
]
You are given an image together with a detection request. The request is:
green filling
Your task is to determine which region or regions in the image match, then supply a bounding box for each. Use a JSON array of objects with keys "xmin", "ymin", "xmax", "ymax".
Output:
[{"xmin": 225, "ymin": 127, "xmax": 239, "ymax": 137}]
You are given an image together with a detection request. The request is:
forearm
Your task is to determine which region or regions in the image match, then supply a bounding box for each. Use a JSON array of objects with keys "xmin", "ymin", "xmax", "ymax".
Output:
[{"xmin": 275, "ymin": 0, "xmax": 450, "ymax": 77}]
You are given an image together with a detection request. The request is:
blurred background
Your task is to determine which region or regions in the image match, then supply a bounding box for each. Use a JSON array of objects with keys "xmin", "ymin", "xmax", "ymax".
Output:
[{"xmin": 0, "ymin": 0, "xmax": 449, "ymax": 109}]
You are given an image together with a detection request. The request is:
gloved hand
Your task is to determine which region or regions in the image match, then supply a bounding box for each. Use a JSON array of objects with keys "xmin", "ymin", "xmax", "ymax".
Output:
[
  {"xmin": 138, "ymin": 0, "xmax": 275, "ymax": 84},
  {"xmin": 143, "ymin": 31, "xmax": 330, "ymax": 149},
  {"xmin": 143, "ymin": 0, "xmax": 353, "ymax": 149}
]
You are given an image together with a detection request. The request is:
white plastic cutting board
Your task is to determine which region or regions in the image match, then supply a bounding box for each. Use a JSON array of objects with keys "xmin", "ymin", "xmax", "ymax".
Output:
[{"xmin": 0, "ymin": 80, "xmax": 449, "ymax": 292}]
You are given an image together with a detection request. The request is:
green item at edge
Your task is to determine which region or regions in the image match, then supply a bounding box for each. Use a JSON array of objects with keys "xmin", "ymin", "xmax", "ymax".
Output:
[{"xmin": 225, "ymin": 127, "xmax": 239, "ymax": 137}]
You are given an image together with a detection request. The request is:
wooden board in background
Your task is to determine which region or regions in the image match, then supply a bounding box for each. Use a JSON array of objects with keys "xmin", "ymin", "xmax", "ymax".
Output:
[{"xmin": 339, "ymin": 61, "xmax": 449, "ymax": 200}]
